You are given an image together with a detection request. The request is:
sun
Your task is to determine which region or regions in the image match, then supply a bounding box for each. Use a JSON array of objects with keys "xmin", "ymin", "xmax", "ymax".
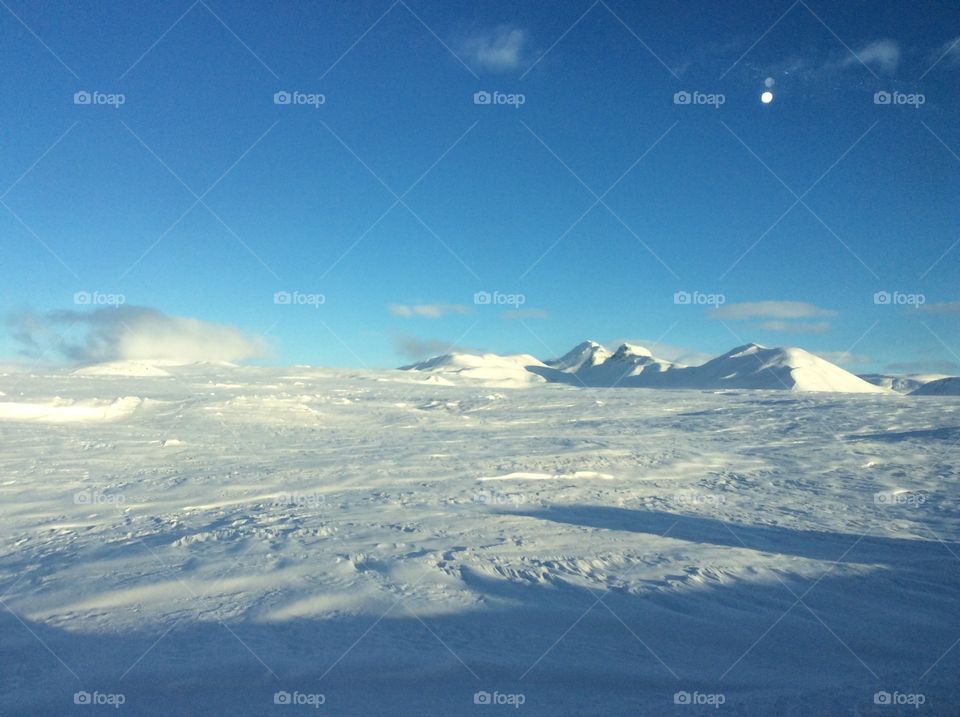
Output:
[{"xmin": 761, "ymin": 91, "xmax": 774, "ymax": 104}]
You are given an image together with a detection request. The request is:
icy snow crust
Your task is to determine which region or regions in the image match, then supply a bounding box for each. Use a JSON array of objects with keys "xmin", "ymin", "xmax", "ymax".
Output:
[{"xmin": 1, "ymin": 362, "xmax": 958, "ymax": 715}]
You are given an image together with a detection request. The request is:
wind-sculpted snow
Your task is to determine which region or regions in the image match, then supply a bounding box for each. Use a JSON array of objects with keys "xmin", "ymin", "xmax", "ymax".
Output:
[{"xmin": 1, "ymin": 364, "xmax": 958, "ymax": 715}]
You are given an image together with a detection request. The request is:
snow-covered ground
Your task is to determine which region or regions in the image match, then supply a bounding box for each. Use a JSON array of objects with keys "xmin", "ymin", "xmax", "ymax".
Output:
[{"xmin": 1, "ymin": 363, "xmax": 958, "ymax": 715}]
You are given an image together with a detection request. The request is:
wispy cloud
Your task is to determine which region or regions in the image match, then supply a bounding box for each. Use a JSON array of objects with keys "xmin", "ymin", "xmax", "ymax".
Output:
[
  {"xmin": 710, "ymin": 301, "xmax": 836, "ymax": 321},
  {"xmin": 460, "ymin": 26, "xmax": 527, "ymax": 72},
  {"xmin": 392, "ymin": 334, "xmax": 468, "ymax": 361},
  {"xmin": 839, "ymin": 39, "xmax": 900, "ymax": 74},
  {"xmin": 886, "ymin": 359, "xmax": 960, "ymax": 375},
  {"xmin": 388, "ymin": 303, "xmax": 470, "ymax": 319},
  {"xmin": 501, "ymin": 308, "xmax": 548, "ymax": 320},
  {"xmin": 755, "ymin": 320, "xmax": 831, "ymax": 333},
  {"xmin": 927, "ymin": 35, "xmax": 960, "ymax": 72},
  {"xmin": 815, "ymin": 350, "xmax": 872, "ymax": 366},
  {"xmin": 917, "ymin": 301, "xmax": 960, "ymax": 315},
  {"xmin": 7, "ymin": 306, "xmax": 266, "ymax": 364}
]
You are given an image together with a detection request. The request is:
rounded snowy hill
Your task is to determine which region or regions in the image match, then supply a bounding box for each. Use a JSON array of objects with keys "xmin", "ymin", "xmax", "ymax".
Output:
[
  {"xmin": 683, "ymin": 344, "xmax": 889, "ymax": 393},
  {"xmin": 400, "ymin": 352, "xmax": 548, "ymax": 387},
  {"xmin": 911, "ymin": 377, "xmax": 960, "ymax": 396}
]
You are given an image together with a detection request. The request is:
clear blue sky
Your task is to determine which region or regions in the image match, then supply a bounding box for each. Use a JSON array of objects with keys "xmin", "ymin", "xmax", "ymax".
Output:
[{"xmin": 1, "ymin": 0, "xmax": 958, "ymax": 372}]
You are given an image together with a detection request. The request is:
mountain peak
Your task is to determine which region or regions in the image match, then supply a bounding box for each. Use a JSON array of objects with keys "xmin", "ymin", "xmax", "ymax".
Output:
[{"xmin": 611, "ymin": 343, "xmax": 654, "ymax": 360}]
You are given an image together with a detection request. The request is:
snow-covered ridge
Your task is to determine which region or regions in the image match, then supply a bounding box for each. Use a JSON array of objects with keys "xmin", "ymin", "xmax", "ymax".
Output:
[
  {"xmin": 404, "ymin": 341, "xmax": 892, "ymax": 393},
  {"xmin": 910, "ymin": 377, "xmax": 960, "ymax": 396}
]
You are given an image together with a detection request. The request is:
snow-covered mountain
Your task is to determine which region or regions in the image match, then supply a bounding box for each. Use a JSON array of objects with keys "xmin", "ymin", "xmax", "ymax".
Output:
[
  {"xmin": 679, "ymin": 343, "xmax": 887, "ymax": 393},
  {"xmin": 911, "ymin": 377, "xmax": 960, "ymax": 396},
  {"xmin": 405, "ymin": 341, "xmax": 890, "ymax": 393},
  {"xmin": 544, "ymin": 340, "xmax": 611, "ymax": 372}
]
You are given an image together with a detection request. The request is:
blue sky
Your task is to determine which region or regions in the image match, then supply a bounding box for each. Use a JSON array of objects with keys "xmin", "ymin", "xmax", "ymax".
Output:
[{"xmin": 1, "ymin": 0, "xmax": 958, "ymax": 372}]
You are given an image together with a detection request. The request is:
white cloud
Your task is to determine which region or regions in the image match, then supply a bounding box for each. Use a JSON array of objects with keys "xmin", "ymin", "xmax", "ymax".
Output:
[
  {"xmin": 816, "ymin": 351, "xmax": 872, "ymax": 367},
  {"xmin": 755, "ymin": 320, "xmax": 831, "ymax": 334},
  {"xmin": 918, "ymin": 301, "xmax": 960, "ymax": 315},
  {"xmin": 389, "ymin": 303, "xmax": 470, "ymax": 319},
  {"xmin": 8, "ymin": 306, "xmax": 266, "ymax": 364},
  {"xmin": 460, "ymin": 26, "xmax": 527, "ymax": 72},
  {"xmin": 841, "ymin": 39, "xmax": 900, "ymax": 74},
  {"xmin": 501, "ymin": 308, "xmax": 548, "ymax": 320},
  {"xmin": 392, "ymin": 334, "xmax": 469, "ymax": 361},
  {"xmin": 710, "ymin": 301, "xmax": 836, "ymax": 321}
]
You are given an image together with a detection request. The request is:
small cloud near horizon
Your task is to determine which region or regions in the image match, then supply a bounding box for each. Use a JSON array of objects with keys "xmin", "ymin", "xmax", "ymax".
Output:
[
  {"xmin": 885, "ymin": 359, "xmax": 960, "ymax": 375},
  {"xmin": 501, "ymin": 308, "xmax": 549, "ymax": 320},
  {"xmin": 710, "ymin": 301, "xmax": 836, "ymax": 321},
  {"xmin": 815, "ymin": 350, "xmax": 872, "ymax": 367},
  {"xmin": 917, "ymin": 301, "xmax": 960, "ymax": 315},
  {"xmin": 7, "ymin": 306, "xmax": 266, "ymax": 364},
  {"xmin": 392, "ymin": 333, "xmax": 472, "ymax": 362},
  {"xmin": 389, "ymin": 303, "xmax": 470, "ymax": 319}
]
